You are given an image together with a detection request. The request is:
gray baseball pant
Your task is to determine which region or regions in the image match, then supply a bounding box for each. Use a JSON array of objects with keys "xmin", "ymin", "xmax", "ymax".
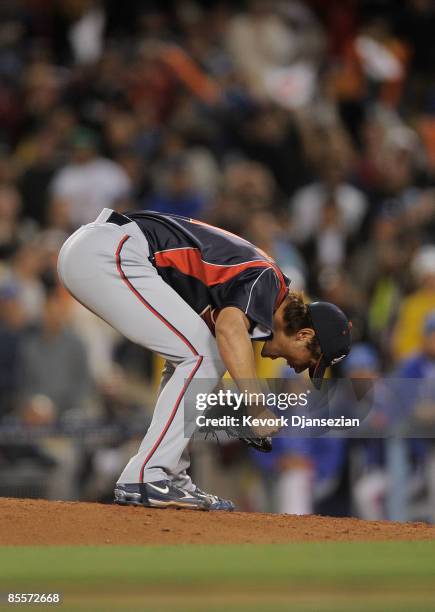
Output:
[{"xmin": 57, "ymin": 208, "xmax": 225, "ymax": 489}]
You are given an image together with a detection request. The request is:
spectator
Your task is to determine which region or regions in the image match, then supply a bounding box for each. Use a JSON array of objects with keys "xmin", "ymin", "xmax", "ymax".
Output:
[
  {"xmin": 49, "ymin": 127, "xmax": 131, "ymax": 230},
  {"xmin": 226, "ymin": 0, "xmax": 325, "ymax": 101},
  {"xmin": 289, "ymin": 126, "xmax": 367, "ymax": 271},
  {"xmin": 252, "ymin": 372, "xmax": 349, "ymax": 516},
  {"xmin": 388, "ymin": 313, "xmax": 435, "ymax": 522},
  {"xmin": 0, "ymin": 184, "xmax": 36, "ymax": 261},
  {"xmin": 345, "ymin": 344, "xmax": 389, "ymax": 520},
  {"xmin": 146, "ymin": 156, "xmax": 208, "ymax": 218},
  {"xmin": 244, "ymin": 208, "xmax": 306, "ymax": 281},
  {"xmin": 18, "ymin": 289, "xmax": 92, "ymax": 419},
  {"xmin": 392, "ymin": 246, "xmax": 435, "ymax": 362},
  {"xmin": 17, "ymin": 127, "xmax": 62, "ymax": 227},
  {"xmin": 0, "ymin": 282, "xmax": 27, "ymax": 417},
  {"xmin": 6, "ymin": 242, "xmax": 46, "ymax": 324}
]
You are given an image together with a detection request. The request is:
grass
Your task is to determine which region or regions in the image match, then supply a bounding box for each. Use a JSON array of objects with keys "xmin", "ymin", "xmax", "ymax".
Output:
[{"xmin": 0, "ymin": 542, "xmax": 435, "ymax": 611}]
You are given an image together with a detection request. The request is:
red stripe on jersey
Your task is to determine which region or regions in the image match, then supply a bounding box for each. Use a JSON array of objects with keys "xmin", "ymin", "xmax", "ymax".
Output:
[
  {"xmin": 188, "ymin": 219, "xmax": 288, "ymax": 305},
  {"xmin": 155, "ymin": 247, "xmax": 288, "ymax": 308},
  {"xmin": 155, "ymin": 247, "xmax": 272, "ymax": 286}
]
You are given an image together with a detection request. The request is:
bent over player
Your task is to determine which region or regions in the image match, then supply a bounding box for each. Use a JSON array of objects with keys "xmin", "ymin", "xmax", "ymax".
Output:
[{"xmin": 57, "ymin": 208, "xmax": 351, "ymax": 511}]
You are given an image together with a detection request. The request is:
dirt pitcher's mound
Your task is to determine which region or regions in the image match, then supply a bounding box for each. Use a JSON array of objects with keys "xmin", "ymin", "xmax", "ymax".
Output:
[{"xmin": 1, "ymin": 497, "xmax": 435, "ymax": 545}]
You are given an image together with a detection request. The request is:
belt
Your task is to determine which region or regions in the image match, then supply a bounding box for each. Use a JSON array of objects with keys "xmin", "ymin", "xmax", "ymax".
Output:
[{"xmin": 106, "ymin": 211, "xmax": 132, "ymax": 226}]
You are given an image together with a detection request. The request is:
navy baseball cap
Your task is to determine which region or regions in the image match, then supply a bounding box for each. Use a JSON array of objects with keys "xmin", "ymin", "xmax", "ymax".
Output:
[{"xmin": 307, "ymin": 301, "xmax": 352, "ymax": 389}]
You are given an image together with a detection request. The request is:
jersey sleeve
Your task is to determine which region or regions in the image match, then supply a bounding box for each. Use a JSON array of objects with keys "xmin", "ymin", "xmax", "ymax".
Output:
[{"xmin": 210, "ymin": 267, "xmax": 283, "ymax": 335}]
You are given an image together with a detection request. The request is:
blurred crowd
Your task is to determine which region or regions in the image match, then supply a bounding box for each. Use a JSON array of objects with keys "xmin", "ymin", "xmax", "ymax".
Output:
[{"xmin": 1, "ymin": 0, "xmax": 435, "ymax": 520}]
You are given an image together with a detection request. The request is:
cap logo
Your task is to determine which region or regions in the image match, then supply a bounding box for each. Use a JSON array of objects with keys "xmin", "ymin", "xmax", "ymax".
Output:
[{"xmin": 330, "ymin": 354, "xmax": 347, "ymax": 366}]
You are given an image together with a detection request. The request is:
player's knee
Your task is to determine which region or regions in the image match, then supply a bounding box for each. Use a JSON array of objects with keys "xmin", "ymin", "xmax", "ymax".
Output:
[
  {"xmin": 177, "ymin": 353, "xmax": 224, "ymax": 379},
  {"xmin": 197, "ymin": 354, "xmax": 226, "ymax": 378}
]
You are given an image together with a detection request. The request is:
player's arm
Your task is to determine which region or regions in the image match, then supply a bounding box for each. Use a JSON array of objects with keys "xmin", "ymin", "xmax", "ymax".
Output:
[
  {"xmin": 215, "ymin": 306, "xmax": 277, "ymax": 435},
  {"xmin": 215, "ymin": 306, "xmax": 257, "ymax": 381}
]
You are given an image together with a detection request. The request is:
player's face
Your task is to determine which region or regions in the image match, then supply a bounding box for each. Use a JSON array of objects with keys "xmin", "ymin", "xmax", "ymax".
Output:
[{"xmin": 261, "ymin": 326, "xmax": 320, "ymax": 374}]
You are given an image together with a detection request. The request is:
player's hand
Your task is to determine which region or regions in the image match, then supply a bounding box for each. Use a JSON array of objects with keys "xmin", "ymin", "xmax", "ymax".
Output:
[{"xmin": 245, "ymin": 405, "xmax": 283, "ymax": 437}]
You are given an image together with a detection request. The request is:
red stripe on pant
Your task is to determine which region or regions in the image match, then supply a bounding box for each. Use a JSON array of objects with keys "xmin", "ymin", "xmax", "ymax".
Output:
[
  {"xmin": 139, "ymin": 354, "xmax": 203, "ymax": 482},
  {"xmin": 115, "ymin": 234, "xmax": 202, "ymax": 482}
]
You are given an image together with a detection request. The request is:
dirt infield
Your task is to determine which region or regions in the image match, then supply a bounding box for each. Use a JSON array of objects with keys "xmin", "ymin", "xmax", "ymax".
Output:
[{"xmin": 1, "ymin": 498, "xmax": 435, "ymax": 545}]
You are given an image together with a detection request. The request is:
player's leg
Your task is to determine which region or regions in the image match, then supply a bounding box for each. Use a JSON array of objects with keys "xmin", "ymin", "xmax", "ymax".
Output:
[
  {"xmin": 152, "ymin": 359, "xmax": 235, "ymax": 510},
  {"xmin": 153, "ymin": 361, "xmax": 194, "ymax": 490},
  {"xmin": 58, "ymin": 216, "xmax": 225, "ymax": 497}
]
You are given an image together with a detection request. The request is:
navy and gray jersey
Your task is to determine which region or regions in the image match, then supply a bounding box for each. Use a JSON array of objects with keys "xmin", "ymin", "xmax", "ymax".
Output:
[{"xmin": 127, "ymin": 211, "xmax": 290, "ymax": 340}]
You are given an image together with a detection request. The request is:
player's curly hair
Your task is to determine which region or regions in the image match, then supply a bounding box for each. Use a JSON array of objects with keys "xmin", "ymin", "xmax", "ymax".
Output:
[{"xmin": 282, "ymin": 291, "xmax": 321, "ymax": 356}]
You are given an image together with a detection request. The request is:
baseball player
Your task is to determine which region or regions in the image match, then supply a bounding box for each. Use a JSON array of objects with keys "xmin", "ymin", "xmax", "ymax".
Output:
[{"xmin": 57, "ymin": 208, "xmax": 351, "ymax": 511}]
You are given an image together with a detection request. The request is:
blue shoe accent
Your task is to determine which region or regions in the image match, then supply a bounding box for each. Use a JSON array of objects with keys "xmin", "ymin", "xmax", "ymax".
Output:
[
  {"xmin": 114, "ymin": 481, "xmax": 211, "ymax": 510},
  {"xmin": 194, "ymin": 488, "xmax": 235, "ymax": 511}
]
